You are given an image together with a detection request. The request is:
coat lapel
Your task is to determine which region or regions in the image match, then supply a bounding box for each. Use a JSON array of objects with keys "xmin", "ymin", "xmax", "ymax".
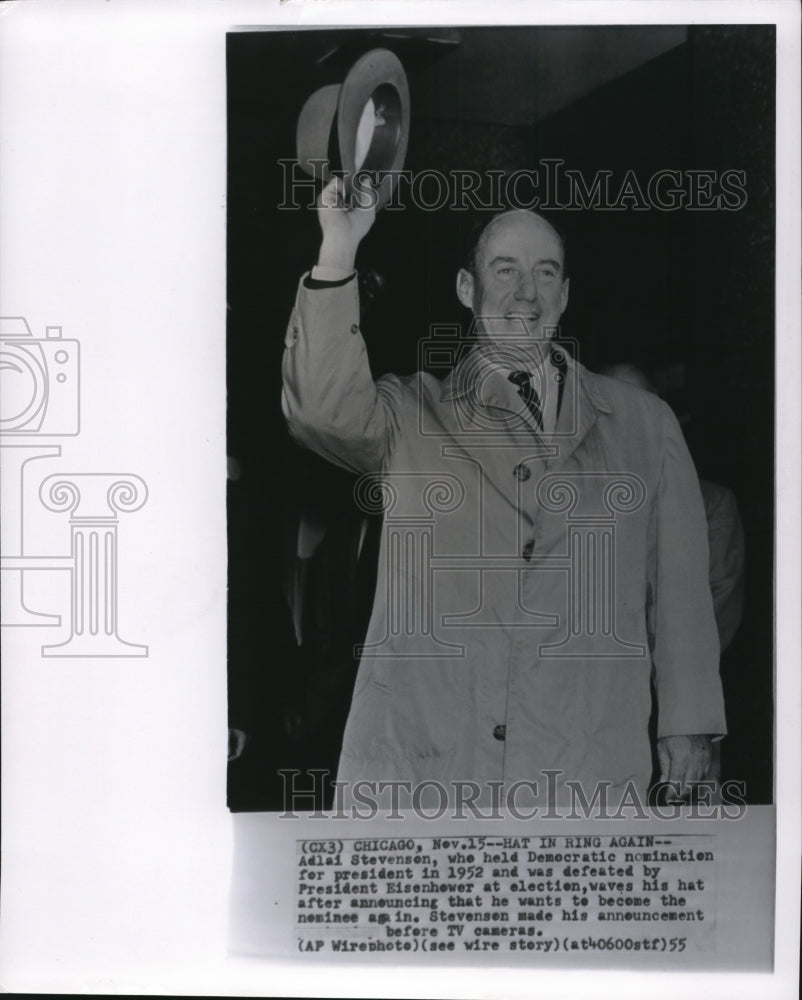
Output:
[
  {"xmin": 544, "ymin": 359, "xmax": 612, "ymax": 471},
  {"xmin": 441, "ymin": 345, "xmax": 569, "ymax": 433}
]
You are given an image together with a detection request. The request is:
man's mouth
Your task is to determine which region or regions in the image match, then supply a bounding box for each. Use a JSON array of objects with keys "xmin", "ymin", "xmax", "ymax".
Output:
[{"xmin": 505, "ymin": 313, "xmax": 540, "ymax": 322}]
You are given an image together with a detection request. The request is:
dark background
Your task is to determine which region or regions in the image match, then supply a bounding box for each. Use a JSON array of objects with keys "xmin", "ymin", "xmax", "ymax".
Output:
[{"xmin": 226, "ymin": 25, "xmax": 775, "ymax": 810}]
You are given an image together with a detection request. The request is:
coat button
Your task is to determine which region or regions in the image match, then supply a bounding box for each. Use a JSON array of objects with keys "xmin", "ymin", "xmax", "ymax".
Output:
[
  {"xmin": 350, "ymin": 323, "xmax": 359, "ymax": 335},
  {"xmin": 513, "ymin": 463, "xmax": 531, "ymax": 481},
  {"xmin": 522, "ymin": 540, "xmax": 534, "ymax": 561},
  {"xmin": 493, "ymin": 724, "xmax": 506, "ymax": 741}
]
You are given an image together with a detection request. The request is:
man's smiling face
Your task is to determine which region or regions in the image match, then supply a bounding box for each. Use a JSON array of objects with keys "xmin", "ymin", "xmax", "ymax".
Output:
[{"xmin": 457, "ymin": 211, "xmax": 570, "ymax": 359}]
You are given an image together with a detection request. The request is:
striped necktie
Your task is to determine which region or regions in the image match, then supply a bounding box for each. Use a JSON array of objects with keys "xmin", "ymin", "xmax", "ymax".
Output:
[{"xmin": 507, "ymin": 370, "xmax": 543, "ymax": 430}]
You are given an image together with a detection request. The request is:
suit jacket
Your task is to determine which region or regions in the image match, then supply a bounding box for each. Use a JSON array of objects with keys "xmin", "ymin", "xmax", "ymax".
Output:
[{"xmin": 281, "ymin": 274, "xmax": 726, "ymax": 802}]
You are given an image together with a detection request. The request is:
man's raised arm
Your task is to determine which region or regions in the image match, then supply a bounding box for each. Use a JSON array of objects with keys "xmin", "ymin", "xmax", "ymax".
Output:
[{"xmin": 281, "ymin": 177, "xmax": 396, "ymax": 475}]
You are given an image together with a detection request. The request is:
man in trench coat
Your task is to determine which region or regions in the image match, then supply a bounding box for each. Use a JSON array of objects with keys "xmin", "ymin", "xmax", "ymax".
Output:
[{"xmin": 281, "ymin": 179, "xmax": 726, "ymax": 809}]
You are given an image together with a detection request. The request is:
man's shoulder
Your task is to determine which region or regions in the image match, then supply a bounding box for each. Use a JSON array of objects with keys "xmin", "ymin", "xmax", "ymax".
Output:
[
  {"xmin": 377, "ymin": 369, "xmax": 445, "ymax": 398},
  {"xmin": 583, "ymin": 366, "xmax": 668, "ymax": 419}
]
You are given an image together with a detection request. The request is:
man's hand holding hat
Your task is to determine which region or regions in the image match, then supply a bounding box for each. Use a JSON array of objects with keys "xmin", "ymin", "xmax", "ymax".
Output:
[{"xmin": 316, "ymin": 175, "xmax": 377, "ymax": 274}]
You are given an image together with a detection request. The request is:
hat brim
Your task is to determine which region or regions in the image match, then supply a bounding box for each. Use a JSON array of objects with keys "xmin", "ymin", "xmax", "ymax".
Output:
[
  {"xmin": 296, "ymin": 83, "xmax": 340, "ymax": 182},
  {"xmin": 337, "ymin": 49, "xmax": 410, "ymax": 211}
]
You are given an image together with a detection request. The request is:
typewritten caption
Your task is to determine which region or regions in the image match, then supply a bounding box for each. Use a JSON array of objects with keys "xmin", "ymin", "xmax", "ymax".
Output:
[{"xmin": 295, "ymin": 834, "xmax": 716, "ymax": 957}]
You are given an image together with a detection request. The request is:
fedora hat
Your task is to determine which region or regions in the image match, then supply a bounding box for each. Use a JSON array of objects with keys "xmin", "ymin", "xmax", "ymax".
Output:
[{"xmin": 296, "ymin": 48, "xmax": 410, "ymax": 211}]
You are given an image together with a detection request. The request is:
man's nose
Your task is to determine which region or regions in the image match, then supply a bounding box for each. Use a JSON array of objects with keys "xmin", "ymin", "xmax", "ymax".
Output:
[{"xmin": 514, "ymin": 271, "xmax": 538, "ymax": 300}]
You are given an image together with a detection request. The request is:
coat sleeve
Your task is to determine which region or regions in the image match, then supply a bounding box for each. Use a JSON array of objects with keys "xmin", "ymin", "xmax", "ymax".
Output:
[
  {"xmin": 700, "ymin": 481, "xmax": 746, "ymax": 652},
  {"xmin": 650, "ymin": 403, "xmax": 727, "ymax": 739},
  {"xmin": 281, "ymin": 274, "xmax": 401, "ymax": 475}
]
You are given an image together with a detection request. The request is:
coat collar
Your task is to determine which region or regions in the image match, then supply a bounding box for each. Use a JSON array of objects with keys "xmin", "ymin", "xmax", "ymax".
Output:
[
  {"xmin": 438, "ymin": 346, "xmax": 612, "ymax": 464},
  {"xmin": 439, "ymin": 344, "xmax": 612, "ymax": 410},
  {"xmin": 439, "ymin": 343, "xmax": 555, "ymax": 403}
]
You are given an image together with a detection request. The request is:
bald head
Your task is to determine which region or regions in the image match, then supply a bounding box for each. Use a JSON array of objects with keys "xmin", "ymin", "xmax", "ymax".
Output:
[
  {"xmin": 456, "ymin": 209, "xmax": 570, "ymax": 355},
  {"xmin": 465, "ymin": 210, "xmax": 568, "ymax": 279}
]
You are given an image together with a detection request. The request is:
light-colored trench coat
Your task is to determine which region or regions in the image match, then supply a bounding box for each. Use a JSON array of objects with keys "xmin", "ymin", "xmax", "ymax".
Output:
[{"xmin": 281, "ymin": 275, "xmax": 726, "ymax": 802}]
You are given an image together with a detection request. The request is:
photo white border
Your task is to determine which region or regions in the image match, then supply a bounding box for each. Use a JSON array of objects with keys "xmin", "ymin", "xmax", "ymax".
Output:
[{"xmin": 0, "ymin": 1, "xmax": 798, "ymax": 996}]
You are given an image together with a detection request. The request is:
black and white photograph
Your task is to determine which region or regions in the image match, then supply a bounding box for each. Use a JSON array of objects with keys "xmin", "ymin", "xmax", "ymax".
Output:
[
  {"xmin": 227, "ymin": 23, "xmax": 774, "ymax": 816},
  {"xmin": 223, "ymin": 17, "xmax": 793, "ymax": 979},
  {"xmin": 1, "ymin": 2, "xmax": 799, "ymax": 996}
]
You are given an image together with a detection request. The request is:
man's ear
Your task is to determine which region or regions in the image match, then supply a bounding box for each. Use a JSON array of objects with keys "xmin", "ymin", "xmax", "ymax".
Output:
[
  {"xmin": 456, "ymin": 268, "xmax": 475, "ymax": 310},
  {"xmin": 559, "ymin": 277, "xmax": 570, "ymax": 315}
]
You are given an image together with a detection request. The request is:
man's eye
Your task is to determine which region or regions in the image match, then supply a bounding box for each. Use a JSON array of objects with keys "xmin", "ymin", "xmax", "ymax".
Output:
[
  {"xmin": 537, "ymin": 268, "xmax": 556, "ymax": 279},
  {"xmin": 497, "ymin": 267, "xmax": 516, "ymax": 276}
]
